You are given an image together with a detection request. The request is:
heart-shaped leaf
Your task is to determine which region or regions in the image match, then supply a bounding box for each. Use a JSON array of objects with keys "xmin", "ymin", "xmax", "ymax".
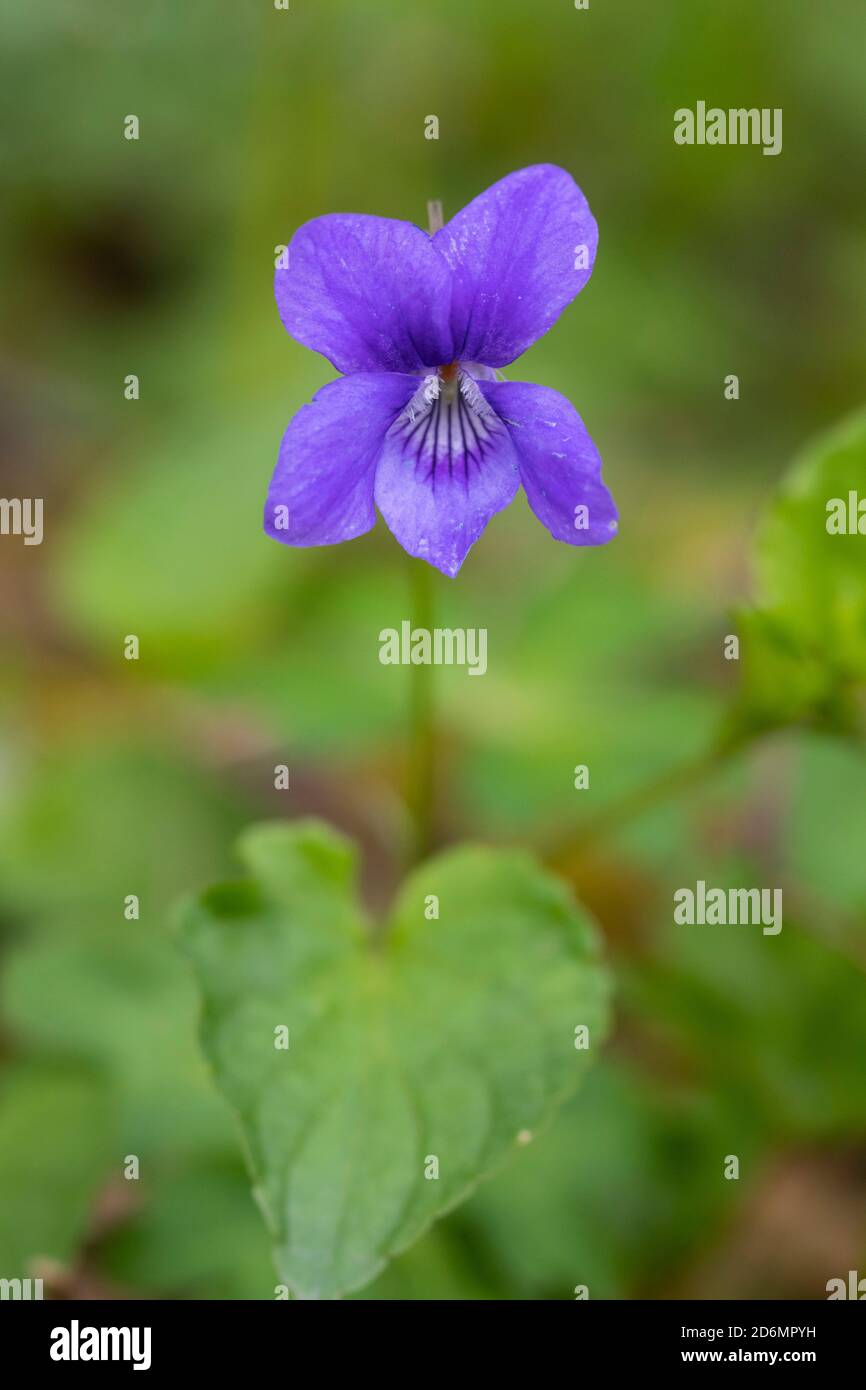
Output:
[{"xmin": 178, "ymin": 820, "xmax": 609, "ymax": 1299}]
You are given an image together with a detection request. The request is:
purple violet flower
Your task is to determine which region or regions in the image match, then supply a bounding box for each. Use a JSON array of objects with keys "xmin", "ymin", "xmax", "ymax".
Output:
[{"xmin": 266, "ymin": 164, "xmax": 617, "ymax": 578}]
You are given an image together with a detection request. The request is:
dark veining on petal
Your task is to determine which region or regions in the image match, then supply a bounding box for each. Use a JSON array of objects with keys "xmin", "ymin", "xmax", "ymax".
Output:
[
  {"xmin": 394, "ymin": 370, "xmax": 499, "ymax": 493},
  {"xmin": 457, "ymin": 394, "xmax": 469, "ymax": 479},
  {"xmin": 416, "ymin": 402, "xmax": 437, "ymax": 476}
]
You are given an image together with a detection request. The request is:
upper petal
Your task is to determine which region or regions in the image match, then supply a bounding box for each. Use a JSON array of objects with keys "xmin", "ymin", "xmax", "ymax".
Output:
[
  {"xmin": 275, "ymin": 214, "xmax": 455, "ymax": 375},
  {"xmin": 480, "ymin": 380, "xmax": 617, "ymax": 546},
  {"xmin": 265, "ymin": 372, "xmax": 417, "ymax": 548},
  {"xmin": 433, "ymin": 164, "xmax": 598, "ymax": 368},
  {"xmin": 374, "ymin": 373, "xmax": 520, "ymax": 577}
]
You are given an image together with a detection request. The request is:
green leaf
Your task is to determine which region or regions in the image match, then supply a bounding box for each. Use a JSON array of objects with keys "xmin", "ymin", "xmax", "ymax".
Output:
[
  {"xmin": 3, "ymin": 920, "xmax": 234, "ymax": 1161},
  {"xmin": 0, "ymin": 1064, "xmax": 113, "ymax": 1271},
  {"xmin": 734, "ymin": 407, "xmax": 866, "ymax": 736},
  {"xmin": 347, "ymin": 1222, "xmax": 499, "ymax": 1301},
  {"xmin": 0, "ymin": 739, "xmax": 245, "ymax": 921},
  {"xmin": 99, "ymin": 1155, "xmax": 275, "ymax": 1300},
  {"xmin": 468, "ymin": 1060, "xmax": 759, "ymax": 1299},
  {"xmin": 178, "ymin": 819, "xmax": 609, "ymax": 1299},
  {"xmin": 52, "ymin": 412, "xmax": 294, "ymax": 675},
  {"xmin": 625, "ymin": 902, "xmax": 866, "ymax": 1142},
  {"xmin": 784, "ymin": 732, "xmax": 866, "ymax": 914}
]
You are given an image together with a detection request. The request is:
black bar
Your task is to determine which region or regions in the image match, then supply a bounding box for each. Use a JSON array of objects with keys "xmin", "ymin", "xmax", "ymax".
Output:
[{"xmin": 1, "ymin": 1297, "xmax": 860, "ymax": 1375}]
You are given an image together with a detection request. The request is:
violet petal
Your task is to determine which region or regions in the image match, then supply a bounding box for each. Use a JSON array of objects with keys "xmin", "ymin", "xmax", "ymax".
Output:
[
  {"xmin": 374, "ymin": 373, "xmax": 520, "ymax": 576},
  {"xmin": 265, "ymin": 373, "xmax": 417, "ymax": 548},
  {"xmin": 275, "ymin": 214, "xmax": 454, "ymax": 375},
  {"xmin": 434, "ymin": 164, "xmax": 598, "ymax": 368},
  {"xmin": 481, "ymin": 379, "xmax": 617, "ymax": 546}
]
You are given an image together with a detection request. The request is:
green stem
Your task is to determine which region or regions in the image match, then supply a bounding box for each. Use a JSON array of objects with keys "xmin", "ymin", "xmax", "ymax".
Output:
[
  {"xmin": 426, "ymin": 199, "xmax": 444, "ymax": 234},
  {"xmin": 407, "ymin": 558, "xmax": 436, "ymax": 865},
  {"xmin": 403, "ymin": 197, "xmax": 446, "ymax": 867},
  {"xmin": 547, "ymin": 728, "xmax": 754, "ymax": 867}
]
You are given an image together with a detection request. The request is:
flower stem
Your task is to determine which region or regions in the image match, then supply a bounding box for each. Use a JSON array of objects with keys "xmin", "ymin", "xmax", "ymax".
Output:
[
  {"xmin": 407, "ymin": 557, "xmax": 436, "ymax": 866},
  {"xmin": 546, "ymin": 728, "xmax": 754, "ymax": 867},
  {"xmin": 426, "ymin": 199, "xmax": 444, "ymax": 235},
  {"xmin": 404, "ymin": 196, "xmax": 446, "ymax": 868}
]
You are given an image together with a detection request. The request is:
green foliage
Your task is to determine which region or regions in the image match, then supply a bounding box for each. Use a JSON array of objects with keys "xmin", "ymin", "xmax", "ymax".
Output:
[
  {"xmin": 2, "ymin": 0, "xmax": 866, "ymax": 1304},
  {"xmin": 734, "ymin": 410, "xmax": 866, "ymax": 737},
  {"xmin": 784, "ymin": 733, "xmax": 866, "ymax": 915},
  {"xmin": 0, "ymin": 739, "xmax": 245, "ymax": 921},
  {"xmin": 178, "ymin": 820, "xmax": 609, "ymax": 1297},
  {"xmin": 53, "ymin": 416, "xmax": 290, "ymax": 675},
  {"xmin": 3, "ymin": 920, "xmax": 232, "ymax": 1160},
  {"xmin": 626, "ymin": 899, "xmax": 866, "ymax": 1142},
  {"xmin": 467, "ymin": 1061, "xmax": 753, "ymax": 1299},
  {"xmin": 99, "ymin": 1155, "xmax": 275, "ymax": 1300},
  {"xmin": 0, "ymin": 1064, "xmax": 112, "ymax": 1271}
]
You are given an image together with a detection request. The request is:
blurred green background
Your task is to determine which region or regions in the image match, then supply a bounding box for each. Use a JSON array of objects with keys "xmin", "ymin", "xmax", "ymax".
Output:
[{"xmin": 1, "ymin": 0, "xmax": 866, "ymax": 1299}]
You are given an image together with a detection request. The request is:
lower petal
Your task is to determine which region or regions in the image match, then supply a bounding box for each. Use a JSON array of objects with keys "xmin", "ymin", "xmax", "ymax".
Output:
[
  {"xmin": 374, "ymin": 373, "xmax": 520, "ymax": 577},
  {"xmin": 265, "ymin": 373, "xmax": 416, "ymax": 548},
  {"xmin": 480, "ymin": 381, "xmax": 617, "ymax": 546}
]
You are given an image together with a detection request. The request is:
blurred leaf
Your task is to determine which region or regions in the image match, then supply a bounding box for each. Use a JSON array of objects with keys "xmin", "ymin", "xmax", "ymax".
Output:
[
  {"xmin": 351, "ymin": 1222, "xmax": 498, "ymax": 1301},
  {"xmin": 784, "ymin": 732, "xmax": 866, "ymax": 915},
  {"xmin": 734, "ymin": 408, "xmax": 866, "ymax": 736},
  {"xmin": 3, "ymin": 921, "xmax": 234, "ymax": 1161},
  {"xmin": 0, "ymin": 739, "xmax": 245, "ymax": 922},
  {"xmin": 100, "ymin": 1154, "xmax": 274, "ymax": 1300},
  {"xmin": 446, "ymin": 551, "xmax": 722, "ymax": 846},
  {"xmin": 467, "ymin": 1060, "xmax": 758, "ymax": 1299},
  {"xmin": 0, "ymin": 1063, "xmax": 112, "ymax": 1271},
  {"xmin": 53, "ymin": 413, "xmax": 291, "ymax": 674},
  {"xmin": 179, "ymin": 819, "xmax": 609, "ymax": 1298},
  {"xmin": 626, "ymin": 899, "xmax": 866, "ymax": 1141}
]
